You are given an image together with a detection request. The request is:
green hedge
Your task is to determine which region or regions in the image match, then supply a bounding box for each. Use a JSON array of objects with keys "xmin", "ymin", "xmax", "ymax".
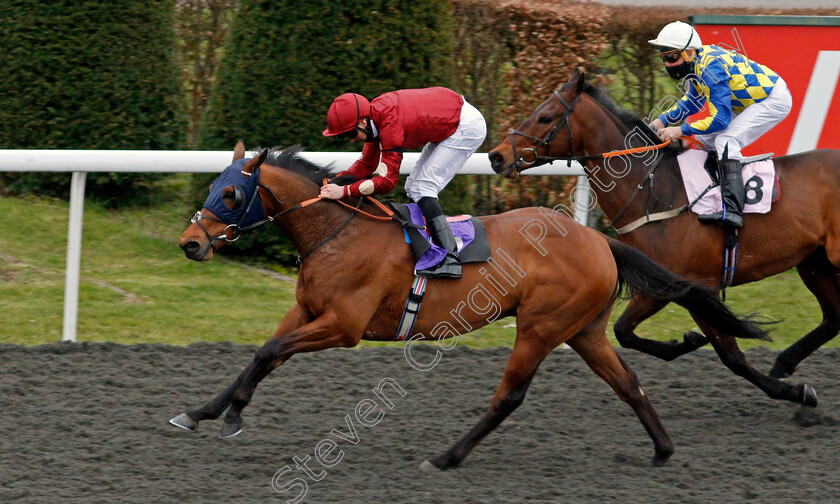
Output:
[
  {"xmin": 0, "ymin": 0, "xmax": 185, "ymax": 205},
  {"xmin": 197, "ymin": 0, "xmax": 454, "ymax": 264}
]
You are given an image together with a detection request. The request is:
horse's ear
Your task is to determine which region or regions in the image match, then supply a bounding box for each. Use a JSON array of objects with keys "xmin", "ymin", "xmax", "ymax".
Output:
[
  {"xmin": 560, "ymin": 68, "xmax": 586, "ymax": 96},
  {"xmin": 233, "ymin": 140, "xmax": 246, "ymax": 162},
  {"xmin": 570, "ymin": 68, "xmax": 586, "ymax": 94},
  {"xmin": 241, "ymin": 148, "xmax": 268, "ymax": 176},
  {"xmin": 575, "ymin": 68, "xmax": 586, "ymax": 92}
]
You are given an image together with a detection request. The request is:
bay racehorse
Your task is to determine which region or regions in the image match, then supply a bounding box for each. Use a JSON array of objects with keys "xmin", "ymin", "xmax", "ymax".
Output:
[
  {"xmin": 169, "ymin": 142, "xmax": 770, "ymax": 468},
  {"xmin": 488, "ymin": 69, "xmax": 837, "ymax": 406}
]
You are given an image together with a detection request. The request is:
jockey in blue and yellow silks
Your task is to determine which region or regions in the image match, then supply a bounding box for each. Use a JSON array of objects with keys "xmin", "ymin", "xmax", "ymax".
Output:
[{"xmin": 650, "ymin": 21, "xmax": 792, "ymax": 228}]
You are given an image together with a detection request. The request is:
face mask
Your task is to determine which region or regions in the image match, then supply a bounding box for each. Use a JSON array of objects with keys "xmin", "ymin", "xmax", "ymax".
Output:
[
  {"xmin": 363, "ymin": 122, "xmax": 377, "ymax": 142},
  {"xmin": 666, "ymin": 59, "xmax": 693, "ymax": 80}
]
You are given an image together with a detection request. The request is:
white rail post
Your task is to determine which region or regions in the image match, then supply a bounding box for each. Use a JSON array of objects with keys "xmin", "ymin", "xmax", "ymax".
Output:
[
  {"xmin": 62, "ymin": 171, "xmax": 86, "ymax": 342},
  {"xmin": 573, "ymin": 175, "xmax": 591, "ymax": 226}
]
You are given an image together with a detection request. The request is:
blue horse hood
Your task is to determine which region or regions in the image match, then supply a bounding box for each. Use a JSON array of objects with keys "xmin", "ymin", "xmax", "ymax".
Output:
[{"xmin": 202, "ymin": 158, "xmax": 266, "ymax": 226}]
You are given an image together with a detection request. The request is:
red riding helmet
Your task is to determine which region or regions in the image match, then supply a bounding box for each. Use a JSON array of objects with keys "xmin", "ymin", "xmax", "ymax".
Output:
[{"xmin": 323, "ymin": 93, "xmax": 370, "ymax": 136}]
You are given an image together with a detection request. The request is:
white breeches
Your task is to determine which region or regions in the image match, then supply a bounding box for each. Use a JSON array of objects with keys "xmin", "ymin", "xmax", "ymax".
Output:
[
  {"xmin": 695, "ymin": 77, "xmax": 792, "ymax": 160},
  {"xmin": 405, "ymin": 99, "xmax": 487, "ymax": 202}
]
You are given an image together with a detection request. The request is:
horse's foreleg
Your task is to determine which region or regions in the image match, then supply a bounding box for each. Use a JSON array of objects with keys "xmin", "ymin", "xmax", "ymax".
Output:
[
  {"xmin": 770, "ymin": 251, "xmax": 840, "ymax": 378},
  {"xmin": 568, "ymin": 310, "xmax": 674, "ymax": 466},
  {"xmin": 423, "ymin": 337, "xmax": 550, "ymax": 471},
  {"xmin": 614, "ymin": 294, "xmax": 708, "ymax": 360},
  {"xmin": 217, "ymin": 310, "xmax": 352, "ymax": 438},
  {"xmin": 697, "ymin": 322, "xmax": 818, "ymax": 407},
  {"xmin": 170, "ymin": 304, "xmax": 315, "ymax": 433}
]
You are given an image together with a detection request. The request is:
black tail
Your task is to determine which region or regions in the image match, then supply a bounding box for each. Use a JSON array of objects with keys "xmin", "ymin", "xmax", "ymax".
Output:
[{"xmin": 607, "ymin": 238, "xmax": 770, "ymax": 341}]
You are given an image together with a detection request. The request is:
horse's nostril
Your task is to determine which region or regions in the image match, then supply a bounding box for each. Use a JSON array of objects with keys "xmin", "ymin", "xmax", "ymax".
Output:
[
  {"xmin": 181, "ymin": 241, "xmax": 200, "ymax": 256},
  {"xmin": 488, "ymin": 151, "xmax": 503, "ymax": 170}
]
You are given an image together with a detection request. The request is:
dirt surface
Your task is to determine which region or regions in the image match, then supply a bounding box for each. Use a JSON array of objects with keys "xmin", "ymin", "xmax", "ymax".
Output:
[{"xmin": 1, "ymin": 342, "xmax": 839, "ymax": 504}]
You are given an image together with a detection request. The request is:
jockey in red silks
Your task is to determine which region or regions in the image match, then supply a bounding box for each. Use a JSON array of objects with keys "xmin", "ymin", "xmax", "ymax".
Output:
[
  {"xmin": 650, "ymin": 21, "xmax": 792, "ymax": 228},
  {"xmin": 321, "ymin": 88, "xmax": 486, "ymax": 278}
]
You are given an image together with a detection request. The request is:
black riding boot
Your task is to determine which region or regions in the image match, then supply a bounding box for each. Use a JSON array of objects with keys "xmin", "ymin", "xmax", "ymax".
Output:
[
  {"xmin": 416, "ymin": 197, "xmax": 462, "ymax": 279},
  {"xmin": 698, "ymin": 154, "xmax": 744, "ymax": 228}
]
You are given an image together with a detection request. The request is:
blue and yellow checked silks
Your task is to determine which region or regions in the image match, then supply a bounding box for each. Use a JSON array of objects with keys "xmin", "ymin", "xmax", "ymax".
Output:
[{"xmin": 658, "ymin": 45, "xmax": 780, "ymax": 135}]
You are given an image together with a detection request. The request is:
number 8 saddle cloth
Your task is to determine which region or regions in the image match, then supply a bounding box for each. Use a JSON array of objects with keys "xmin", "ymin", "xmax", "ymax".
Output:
[{"xmin": 677, "ymin": 149, "xmax": 780, "ymax": 217}]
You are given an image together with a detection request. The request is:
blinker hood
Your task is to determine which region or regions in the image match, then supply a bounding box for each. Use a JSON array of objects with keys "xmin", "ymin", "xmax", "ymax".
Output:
[{"xmin": 202, "ymin": 158, "xmax": 266, "ymax": 226}]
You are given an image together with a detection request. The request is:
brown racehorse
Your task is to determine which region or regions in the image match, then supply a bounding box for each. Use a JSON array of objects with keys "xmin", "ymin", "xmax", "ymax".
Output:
[
  {"xmin": 169, "ymin": 142, "xmax": 769, "ymax": 468},
  {"xmin": 488, "ymin": 69, "xmax": 837, "ymax": 406}
]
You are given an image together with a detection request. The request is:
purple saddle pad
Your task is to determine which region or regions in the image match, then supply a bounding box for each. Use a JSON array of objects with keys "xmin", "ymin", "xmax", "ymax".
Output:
[{"xmin": 406, "ymin": 203, "xmax": 476, "ymax": 271}]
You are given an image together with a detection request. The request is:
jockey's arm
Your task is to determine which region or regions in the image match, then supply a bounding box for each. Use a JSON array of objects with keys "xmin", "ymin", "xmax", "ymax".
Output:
[
  {"xmin": 338, "ymin": 142, "xmax": 381, "ymax": 181},
  {"xmin": 330, "ymin": 147, "xmax": 401, "ymax": 198},
  {"xmin": 681, "ymin": 61, "xmax": 733, "ymax": 136},
  {"xmin": 657, "ymin": 86, "xmax": 703, "ymax": 127}
]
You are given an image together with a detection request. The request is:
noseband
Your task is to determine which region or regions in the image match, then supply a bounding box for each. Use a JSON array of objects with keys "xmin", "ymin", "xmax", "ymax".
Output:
[{"xmin": 508, "ymin": 91, "xmax": 582, "ymax": 173}]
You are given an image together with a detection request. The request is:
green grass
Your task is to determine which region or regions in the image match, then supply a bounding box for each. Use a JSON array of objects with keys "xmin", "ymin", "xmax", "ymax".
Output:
[{"xmin": 0, "ymin": 194, "xmax": 833, "ymax": 351}]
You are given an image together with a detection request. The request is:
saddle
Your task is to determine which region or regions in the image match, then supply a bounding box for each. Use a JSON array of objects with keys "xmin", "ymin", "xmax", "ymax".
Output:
[
  {"xmin": 388, "ymin": 201, "xmax": 492, "ymax": 342},
  {"xmin": 390, "ymin": 202, "xmax": 492, "ymax": 269},
  {"xmin": 679, "ymin": 150, "xmax": 780, "ymax": 299},
  {"xmin": 678, "ymin": 150, "xmax": 779, "ymax": 217}
]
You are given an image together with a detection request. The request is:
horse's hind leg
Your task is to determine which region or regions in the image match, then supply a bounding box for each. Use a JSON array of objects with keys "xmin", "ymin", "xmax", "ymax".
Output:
[
  {"xmin": 696, "ymin": 323, "xmax": 818, "ymax": 407},
  {"xmin": 423, "ymin": 333, "xmax": 553, "ymax": 471},
  {"xmin": 614, "ymin": 294, "xmax": 708, "ymax": 361},
  {"xmin": 566, "ymin": 311, "xmax": 674, "ymax": 466},
  {"xmin": 770, "ymin": 249, "xmax": 840, "ymax": 378}
]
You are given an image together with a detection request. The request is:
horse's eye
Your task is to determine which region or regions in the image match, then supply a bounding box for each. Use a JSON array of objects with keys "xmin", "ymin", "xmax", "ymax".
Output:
[
  {"xmin": 222, "ymin": 186, "xmax": 244, "ymax": 211},
  {"xmin": 538, "ymin": 116, "xmax": 553, "ymax": 124}
]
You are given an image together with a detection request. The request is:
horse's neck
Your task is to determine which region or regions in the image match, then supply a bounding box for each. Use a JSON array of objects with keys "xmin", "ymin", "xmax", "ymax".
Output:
[
  {"xmin": 281, "ymin": 203, "xmax": 353, "ymax": 256},
  {"xmin": 577, "ymin": 103, "xmax": 683, "ymax": 226},
  {"xmin": 264, "ymin": 172, "xmax": 354, "ymax": 257}
]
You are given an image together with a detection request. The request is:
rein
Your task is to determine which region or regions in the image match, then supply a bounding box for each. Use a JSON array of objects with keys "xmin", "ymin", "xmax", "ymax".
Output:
[{"xmin": 508, "ymin": 90, "xmax": 672, "ymax": 173}]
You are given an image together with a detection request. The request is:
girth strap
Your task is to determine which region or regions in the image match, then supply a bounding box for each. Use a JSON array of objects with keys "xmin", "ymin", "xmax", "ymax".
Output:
[{"xmin": 394, "ymin": 276, "xmax": 429, "ymax": 341}]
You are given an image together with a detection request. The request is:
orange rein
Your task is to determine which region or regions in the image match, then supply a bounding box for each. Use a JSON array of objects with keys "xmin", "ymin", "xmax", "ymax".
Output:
[
  {"xmin": 293, "ymin": 179, "xmax": 395, "ymax": 222},
  {"xmin": 601, "ymin": 136, "xmax": 701, "ymax": 159},
  {"xmin": 333, "ymin": 196, "xmax": 394, "ymax": 221}
]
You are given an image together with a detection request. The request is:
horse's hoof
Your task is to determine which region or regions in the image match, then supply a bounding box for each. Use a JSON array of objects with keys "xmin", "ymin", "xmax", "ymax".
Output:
[
  {"xmin": 220, "ymin": 421, "xmax": 243, "ymax": 439},
  {"xmin": 652, "ymin": 455, "xmax": 670, "ymax": 467},
  {"xmin": 419, "ymin": 460, "xmax": 444, "ymax": 472},
  {"xmin": 800, "ymin": 384, "xmax": 818, "ymax": 407},
  {"xmin": 683, "ymin": 331, "xmax": 708, "ymax": 350},
  {"xmin": 652, "ymin": 445, "xmax": 674, "ymax": 467},
  {"xmin": 169, "ymin": 413, "xmax": 198, "ymax": 432}
]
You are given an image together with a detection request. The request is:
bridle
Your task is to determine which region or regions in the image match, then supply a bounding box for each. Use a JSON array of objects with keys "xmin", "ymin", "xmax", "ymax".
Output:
[
  {"xmin": 190, "ymin": 173, "xmax": 270, "ymax": 256},
  {"xmin": 190, "ymin": 169, "xmax": 396, "ymax": 262},
  {"xmin": 505, "ymin": 89, "xmax": 685, "ymax": 233},
  {"xmin": 507, "ymin": 91, "xmax": 582, "ymax": 174}
]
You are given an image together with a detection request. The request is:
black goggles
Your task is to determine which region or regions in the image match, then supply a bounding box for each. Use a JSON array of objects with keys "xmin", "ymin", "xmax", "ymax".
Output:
[
  {"xmin": 336, "ymin": 127, "xmax": 359, "ymax": 140},
  {"xmin": 660, "ymin": 50, "xmax": 682, "ymax": 63}
]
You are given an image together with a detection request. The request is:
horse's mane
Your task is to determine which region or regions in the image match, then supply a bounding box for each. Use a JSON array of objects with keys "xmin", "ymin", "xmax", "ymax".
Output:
[
  {"xmin": 262, "ymin": 145, "xmax": 334, "ymax": 184},
  {"xmin": 561, "ymin": 80, "xmax": 683, "ymax": 158}
]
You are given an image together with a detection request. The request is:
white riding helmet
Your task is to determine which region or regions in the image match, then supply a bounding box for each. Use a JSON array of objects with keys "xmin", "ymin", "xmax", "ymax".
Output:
[{"xmin": 648, "ymin": 21, "xmax": 702, "ymax": 51}]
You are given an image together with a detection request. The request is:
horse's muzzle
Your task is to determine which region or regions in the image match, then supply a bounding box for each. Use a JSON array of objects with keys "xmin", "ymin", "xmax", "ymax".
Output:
[
  {"xmin": 180, "ymin": 240, "xmax": 210, "ymax": 261},
  {"xmin": 488, "ymin": 151, "xmax": 505, "ymax": 174},
  {"xmin": 488, "ymin": 150, "xmax": 519, "ymax": 179}
]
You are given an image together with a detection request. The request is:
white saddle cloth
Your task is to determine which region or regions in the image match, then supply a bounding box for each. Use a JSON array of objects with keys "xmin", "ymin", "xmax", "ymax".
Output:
[{"xmin": 677, "ymin": 149, "xmax": 776, "ymax": 216}]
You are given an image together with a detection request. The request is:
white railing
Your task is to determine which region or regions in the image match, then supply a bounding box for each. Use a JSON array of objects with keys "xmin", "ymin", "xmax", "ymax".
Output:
[{"xmin": 0, "ymin": 149, "xmax": 586, "ymax": 342}]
